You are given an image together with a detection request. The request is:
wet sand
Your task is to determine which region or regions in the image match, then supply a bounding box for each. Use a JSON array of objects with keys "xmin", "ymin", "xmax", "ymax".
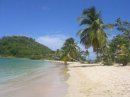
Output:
[
  {"xmin": 65, "ymin": 62, "xmax": 130, "ymax": 97},
  {"xmin": 0, "ymin": 63, "xmax": 67, "ymax": 97}
]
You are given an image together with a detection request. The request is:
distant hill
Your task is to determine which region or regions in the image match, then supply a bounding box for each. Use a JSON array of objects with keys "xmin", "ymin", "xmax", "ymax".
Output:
[{"xmin": 0, "ymin": 36, "xmax": 53, "ymax": 59}]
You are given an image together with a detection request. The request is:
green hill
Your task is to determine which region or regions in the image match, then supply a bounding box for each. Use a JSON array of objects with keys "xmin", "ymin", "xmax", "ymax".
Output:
[{"xmin": 0, "ymin": 36, "xmax": 53, "ymax": 59}]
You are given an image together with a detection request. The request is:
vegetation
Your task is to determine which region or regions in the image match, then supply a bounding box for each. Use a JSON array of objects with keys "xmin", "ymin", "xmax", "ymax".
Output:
[
  {"xmin": 0, "ymin": 36, "xmax": 53, "ymax": 59},
  {"xmin": 77, "ymin": 6, "xmax": 111, "ymax": 62},
  {"xmin": 108, "ymin": 34, "xmax": 130, "ymax": 65},
  {"xmin": 77, "ymin": 7, "xmax": 130, "ymax": 66},
  {"xmin": 53, "ymin": 38, "xmax": 89, "ymax": 64},
  {"xmin": 102, "ymin": 18, "xmax": 130, "ymax": 66},
  {"xmin": 1, "ymin": 7, "xmax": 130, "ymax": 66},
  {"xmin": 107, "ymin": 20, "xmax": 130, "ymax": 66},
  {"xmin": 57, "ymin": 38, "xmax": 82, "ymax": 64}
]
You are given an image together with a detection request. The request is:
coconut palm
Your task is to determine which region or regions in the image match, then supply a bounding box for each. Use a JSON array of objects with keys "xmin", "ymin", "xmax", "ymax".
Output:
[
  {"xmin": 60, "ymin": 38, "xmax": 81, "ymax": 64},
  {"xmin": 110, "ymin": 35, "xmax": 130, "ymax": 66},
  {"xmin": 77, "ymin": 7, "xmax": 109, "ymax": 61},
  {"xmin": 115, "ymin": 18, "xmax": 130, "ymax": 41}
]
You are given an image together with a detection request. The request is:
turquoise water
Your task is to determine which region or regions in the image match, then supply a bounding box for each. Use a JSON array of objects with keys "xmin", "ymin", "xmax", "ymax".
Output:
[
  {"xmin": 0, "ymin": 58, "xmax": 67, "ymax": 97},
  {"xmin": 0, "ymin": 58, "xmax": 54, "ymax": 83}
]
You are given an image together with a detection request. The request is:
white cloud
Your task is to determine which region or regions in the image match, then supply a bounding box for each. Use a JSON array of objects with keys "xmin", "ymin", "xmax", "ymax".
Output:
[
  {"xmin": 36, "ymin": 34, "xmax": 69, "ymax": 50},
  {"xmin": 36, "ymin": 34, "xmax": 96, "ymax": 59}
]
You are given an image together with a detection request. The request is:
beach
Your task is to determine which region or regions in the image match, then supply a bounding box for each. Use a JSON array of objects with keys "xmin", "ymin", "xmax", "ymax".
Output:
[
  {"xmin": 0, "ymin": 58, "xmax": 67, "ymax": 97},
  {"xmin": 1, "ymin": 59, "xmax": 130, "ymax": 97},
  {"xmin": 65, "ymin": 62, "xmax": 130, "ymax": 97}
]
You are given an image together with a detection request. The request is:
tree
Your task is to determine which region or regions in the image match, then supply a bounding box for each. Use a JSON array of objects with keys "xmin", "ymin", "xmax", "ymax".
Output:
[
  {"xmin": 60, "ymin": 38, "xmax": 81, "ymax": 64},
  {"xmin": 0, "ymin": 36, "xmax": 52, "ymax": 59},
  {"xmin": 77, "ymin": 6, "xmax": 110, "ymax": 62},
  {"xmin": 80, "ymin": 50, "xmax": 89, "ymax": 62},
  {"xmin": 53, "ymin": 49, "xmax": 61, "ymax": 60},
  {"xmin": 115, "ymin": 18, "xmax": 130, "ymax": 39},
  {"xmin": 110, "ymin": 18, "xmax": 130, "ymax": 65},
  {"xmin": 109, "ymin": 35, "xmax": 130, "ymax": 66}
]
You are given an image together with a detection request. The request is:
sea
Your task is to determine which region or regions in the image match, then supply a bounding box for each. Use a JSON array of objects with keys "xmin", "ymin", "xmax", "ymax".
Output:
[{"xmin": 0, "ymin": 58, "xmax": 67, "ymax": 97}]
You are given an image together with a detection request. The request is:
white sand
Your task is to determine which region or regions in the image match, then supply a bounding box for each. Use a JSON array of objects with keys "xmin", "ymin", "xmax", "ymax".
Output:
[{"xmin": 65, "ymin": 62, "xmax": 130, "ymax": 97}]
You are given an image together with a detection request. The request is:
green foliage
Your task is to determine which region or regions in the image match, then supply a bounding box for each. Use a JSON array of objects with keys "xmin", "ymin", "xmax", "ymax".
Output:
[
  {"xmin": 108, "ymin": 35, "xmax": 130, "ymax": 65},
  {"xmin": 60, "ymin": 38, "xmax": 81, "ymax": 64},
  {"xmin": 77, "ymin": 6, "xmax": 113, "ymax": 63},
  {"xmin": 101, "ymin": 18, "xmax": 130, "ymax": 66},
  {"xmin": 0, "ymin": 36, "xmax": 53, "ymax": 59},
  {"xmin": 115, "ymin": 43, "xmax": 130, "ymax": 66},
  {"xmin": 101, "ymin": 46, "xmax": 113, "ymax": 65},
  {"xmin": 77, "ymin": 6, "xmax": 108, "ymax": 52},
  {"xmin": 115, "ymin": 18, "xmax": 130, "ymax": 37},
  {"xmin": 114, "ymin": 19, "xmax": 130, "ymax": 65},
  {"xmin": 103, "ymin": 55, "xmax": 114, "ymax": 65},
  {"xmin": 80, "ymin": 50, "xmax": 89, "ymax": 62},
  {"xmin": 53, "ymin": 49, "xmax": 61, "ymax": 60}
]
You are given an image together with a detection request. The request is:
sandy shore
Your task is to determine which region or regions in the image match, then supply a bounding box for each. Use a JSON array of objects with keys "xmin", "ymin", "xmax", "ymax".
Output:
[
  {"xmin": 0, "ymin": 61, "xmax": 67, "ymax": 97},
  {"xmin": 65, "ymin": 62, "xmax": 130, "ymax": 97}
]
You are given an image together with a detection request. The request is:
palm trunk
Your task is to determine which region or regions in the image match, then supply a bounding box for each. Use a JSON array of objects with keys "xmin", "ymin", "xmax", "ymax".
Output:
[
  {"xmin": 64, "ymin": 60, "xmax": 67, "ymax": 65},
  {"xmin": 96, "ymin": 50, "xmax": 100, "ymax": 62}
]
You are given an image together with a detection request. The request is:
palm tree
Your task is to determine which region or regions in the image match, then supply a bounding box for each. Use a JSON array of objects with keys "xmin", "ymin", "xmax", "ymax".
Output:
[
  {"xmin": 61, "ymin": 38, "xmax": 81, "ymax": 64},
  {"xmin": 77, "ymin": 6, "xmax": 109, "ymax": 61},
  {"xmin": 115, "ymin": 18, "xmax": 130, "ymax": 41},
  {"xmin": 110, "ymin": 35, "xmax": 130, "ymax": 66}
]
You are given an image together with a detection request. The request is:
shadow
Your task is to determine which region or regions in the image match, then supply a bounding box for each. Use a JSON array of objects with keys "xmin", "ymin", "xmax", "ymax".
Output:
[{"xmin": 70, "ymin": 64, "xmax": 102, "ymax": 68}]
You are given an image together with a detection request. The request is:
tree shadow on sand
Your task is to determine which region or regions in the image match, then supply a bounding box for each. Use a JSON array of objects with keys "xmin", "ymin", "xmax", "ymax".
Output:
[{"xmin": 70, "ymin": 64, "xmax": 103, "ymax": 68}]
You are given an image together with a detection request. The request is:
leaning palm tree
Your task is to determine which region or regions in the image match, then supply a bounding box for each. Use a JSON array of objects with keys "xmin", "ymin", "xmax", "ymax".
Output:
[
  {"xmin": 61, "ymin": 38, "xmax": 81, "ymax": 64},
  {"xmin": 77, "ymin": 6, "xmax": 109, "ymax": 61}
]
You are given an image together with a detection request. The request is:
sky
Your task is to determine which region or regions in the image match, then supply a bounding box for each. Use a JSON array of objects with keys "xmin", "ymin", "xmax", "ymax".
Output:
[{"xmin": 0, "ymin": 0, "xmax": 130, "ymax": 59}]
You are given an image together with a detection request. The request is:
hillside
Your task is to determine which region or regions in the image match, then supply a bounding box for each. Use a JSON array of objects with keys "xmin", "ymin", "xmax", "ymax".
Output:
[{"xmin": 0, "ymin": 36, "xmax": 53, "ymax": 59}]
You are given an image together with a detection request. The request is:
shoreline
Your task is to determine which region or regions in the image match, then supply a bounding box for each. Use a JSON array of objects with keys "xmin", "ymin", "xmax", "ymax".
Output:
[
  {"xmin": 65, "ymin": 62, "xmax": 130, "ymax": 97},
  {"xmin": 1, "ymin": 58, "xmax": 130, "ymax": 97},
  {"xmin": 0, "ymin": 59, "xmax": 68, "ymax": 97}
]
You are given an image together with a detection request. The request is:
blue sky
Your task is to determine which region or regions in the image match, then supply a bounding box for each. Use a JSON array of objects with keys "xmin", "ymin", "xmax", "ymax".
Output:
[{"xmin": 0, "ymin": 0, "xmax": 130, "ymax": 59}]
